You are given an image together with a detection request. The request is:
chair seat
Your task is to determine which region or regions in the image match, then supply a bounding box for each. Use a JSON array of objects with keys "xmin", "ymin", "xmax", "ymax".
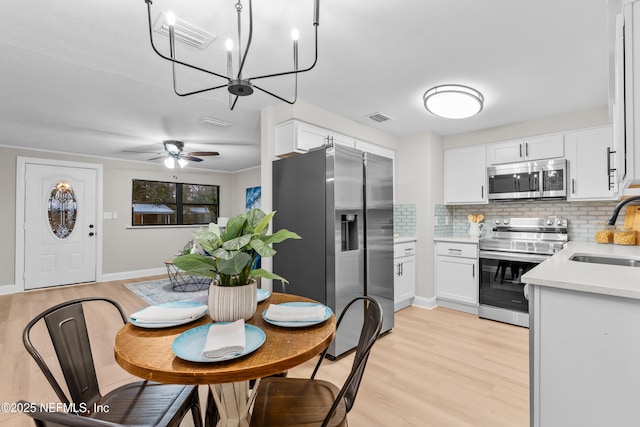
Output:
[
  {"xmin": 90, "ymin": 381, "xmax": 198, "ymax": 427},
  {"xmin": 250, "ymin": 377, "xmax": 347, "ymax": 427}
]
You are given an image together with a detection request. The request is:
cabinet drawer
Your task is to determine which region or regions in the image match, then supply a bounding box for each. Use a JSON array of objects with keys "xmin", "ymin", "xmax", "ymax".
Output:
[
  {"xmin": 436, "ymin": 242, "xmax": 477, "ymax": 258},
  {"xmin": 394, "ymin": 242, "xmax": 416, "ymax": 258}
]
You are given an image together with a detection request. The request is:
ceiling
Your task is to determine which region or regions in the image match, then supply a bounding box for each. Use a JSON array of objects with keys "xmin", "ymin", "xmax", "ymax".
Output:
[{"xmin": 0, "ymin": 0, "xmax": 610, "ymax": 172}]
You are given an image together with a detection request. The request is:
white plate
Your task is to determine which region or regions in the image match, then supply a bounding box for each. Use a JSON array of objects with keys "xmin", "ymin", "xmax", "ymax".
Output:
[
  {"xmin": 130, "ymin": 301, "xmax": 208, "ymax": 329},
  {"xmin": 172, "ymin": 323, "xmax": 266, "ymax": 363},
  {"xmin": 262, "ymin": 302, "xmax": 332, "ymax": 328},
  {"xmin": 257, "ymin": 288, "xmax": 271, "ymax": 303}
]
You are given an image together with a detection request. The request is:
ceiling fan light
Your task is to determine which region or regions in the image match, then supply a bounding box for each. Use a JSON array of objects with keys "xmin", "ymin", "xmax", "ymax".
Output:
[
  {"xmin": 178, "ymin": 158, "xmax": 188, "ymax": 168},
  {"xmin": 164, "ymin": 157, "xmax": 175, "ymax": 168},
  {"xmin": 423, "ymin": 84, "xmax": 483, "ymax": 119},
  {"xmin": 164, "ymin": 141, "xmax": 181, "ymax": 155}
]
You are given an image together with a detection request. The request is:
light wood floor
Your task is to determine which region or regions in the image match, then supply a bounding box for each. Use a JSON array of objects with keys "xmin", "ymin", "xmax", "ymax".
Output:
[{"xmin": 0, "ymin": 277, "xmax": 529, "ymax": 427}]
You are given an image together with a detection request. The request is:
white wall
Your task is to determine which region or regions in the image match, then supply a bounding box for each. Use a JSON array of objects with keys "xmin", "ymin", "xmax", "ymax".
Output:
[
  {"xmin": 230, "ymin": 166, "xmax": 261, "ymax": 215},
  {"xmin": 443, "ymin": 106, "xmax": 609, "ymax": 149},
  {"xmin": 396, "ymin": 132, "xmax": 443, "ymax": 304}
]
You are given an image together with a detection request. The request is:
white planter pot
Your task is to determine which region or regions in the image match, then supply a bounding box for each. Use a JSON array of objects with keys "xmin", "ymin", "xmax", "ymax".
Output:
[{"xmin": 208, "ymin": 279, "xmax": 257, "ymax": 322}]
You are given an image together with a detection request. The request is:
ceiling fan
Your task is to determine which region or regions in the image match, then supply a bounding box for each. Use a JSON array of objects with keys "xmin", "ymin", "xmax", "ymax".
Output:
[{"xmin": 149, "ymin": 140, "xmax": 219, "ymax": 168}]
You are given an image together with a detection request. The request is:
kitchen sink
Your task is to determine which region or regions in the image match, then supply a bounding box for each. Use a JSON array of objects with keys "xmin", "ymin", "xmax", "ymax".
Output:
[{"xmin": 569, "ymin": 254, "xmax": 640, "ymax": 267}]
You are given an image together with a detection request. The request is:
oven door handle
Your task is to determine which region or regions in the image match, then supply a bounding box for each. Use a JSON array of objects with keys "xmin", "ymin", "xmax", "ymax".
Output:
[{"xmin": 479, "ymin": 250, "xmax": 550, "ymax": 264}]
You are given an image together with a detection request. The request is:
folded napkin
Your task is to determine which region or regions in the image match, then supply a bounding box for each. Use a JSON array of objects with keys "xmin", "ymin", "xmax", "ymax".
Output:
[
  {"xmin": 131, "ymin": 305, "xmax": 207, "ymax": 323},
  {"xmin": 201, "ymin": 319, "xmax": 246, "ymax": 359},
  {"xmin": 264, "ymin": 304, "xmax": 326, "ymax": 322}
]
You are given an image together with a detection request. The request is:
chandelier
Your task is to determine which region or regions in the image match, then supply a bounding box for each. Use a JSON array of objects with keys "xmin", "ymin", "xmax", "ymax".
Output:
[{"xmin": 144, "ymin": 0, "xmax": 320, "ymax": 110}]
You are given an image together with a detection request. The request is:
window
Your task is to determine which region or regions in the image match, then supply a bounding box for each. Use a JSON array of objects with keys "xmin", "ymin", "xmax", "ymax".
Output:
[{"xmin": 132, "ymin": 179, "xmax": 219, "ymax": 226}]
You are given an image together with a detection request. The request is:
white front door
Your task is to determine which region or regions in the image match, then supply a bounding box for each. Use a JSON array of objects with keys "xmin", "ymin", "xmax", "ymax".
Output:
[{"xmin": 24, "ymin": 164, "xmax": 98, "ymax": 289}]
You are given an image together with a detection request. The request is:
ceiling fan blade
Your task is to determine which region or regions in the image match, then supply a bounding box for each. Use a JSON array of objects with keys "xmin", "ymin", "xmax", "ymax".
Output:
[
  {"xmin": 148, "ymin": 155, "xmax": 167, "ymax": 161},
  {"xmin": 188, "ymin": 151, "xmax": 220, "ymax": 156},
  {"xmin": 183, "ymin": 156, "xmax": 204, "ymax": 162}
]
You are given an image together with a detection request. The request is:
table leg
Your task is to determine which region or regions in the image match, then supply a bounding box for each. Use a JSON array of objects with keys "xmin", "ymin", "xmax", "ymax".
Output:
[{"xmin": 208, "ymin": 380, "xmax": 260, "ymax": 427}]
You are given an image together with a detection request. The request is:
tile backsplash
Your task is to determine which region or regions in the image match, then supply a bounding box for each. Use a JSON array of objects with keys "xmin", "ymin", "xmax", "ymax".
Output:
[
  {"xmin": 436, "ymin": 200, "xmax": 627, "ymax": 242},
  {"xmin": 394, "ymin": 204, "xmax": 416, "ymax": 237}
]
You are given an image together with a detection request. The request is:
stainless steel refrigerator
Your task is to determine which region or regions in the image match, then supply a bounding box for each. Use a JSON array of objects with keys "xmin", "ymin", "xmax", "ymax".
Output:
[{"xmin": 273, "ymin": 144, "xmax": 394, "ymax": 358}]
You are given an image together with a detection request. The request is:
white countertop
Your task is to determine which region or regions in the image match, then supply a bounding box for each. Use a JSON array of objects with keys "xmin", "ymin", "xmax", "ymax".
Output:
[
  {"xmin": 394, "ymin": 236, "xmax": 417, "ymax": 244},
  {"xmin": 433, "ymin": 235, "xmax": 480, "ymax": 244},
  {"xmin": 522, "ymin": 241, "xmax": 640, "ymax": 300}
]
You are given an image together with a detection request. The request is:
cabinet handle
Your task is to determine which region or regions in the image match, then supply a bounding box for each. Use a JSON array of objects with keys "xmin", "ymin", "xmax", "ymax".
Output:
[
  {"xmin": 448, "ymin": 248, "xmax": 462, "ymax": 253},
  {"xmin": 472, "ymin": 264, "xmax": 475, "ymax": 278},
  {"xmin": 400, "ymin": 262, "xmax": 403, "ymax": 276},
  {"xmin": 525, "ymin": 142, "xmax": 529, "ymax": 157},
  {"xmin": 571, "ymin": 178, "xmax": 575, "ymax": 194},
  {"xmin": 481, "ymin": 185, "xmax": 484, "ymax": 199},
  {"xmin": 519, "ymin": 143, "xmax": 523, "ymax": 158},
  {"xmin": 607, "ymin": 147, "xmax": 617, "ymax": 191}
]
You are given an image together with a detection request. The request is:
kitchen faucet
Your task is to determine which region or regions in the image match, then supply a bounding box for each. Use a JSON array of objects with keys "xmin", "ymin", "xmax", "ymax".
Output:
[{"xmin": 606, "ymin": 195, "xmax": 640, "ymax": 225}]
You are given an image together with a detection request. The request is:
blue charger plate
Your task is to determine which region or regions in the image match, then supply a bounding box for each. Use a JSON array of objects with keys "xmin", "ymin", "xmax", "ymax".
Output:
[{"xmin": 172, "ymin": 323, "xmax": 266, "ymax": 363}]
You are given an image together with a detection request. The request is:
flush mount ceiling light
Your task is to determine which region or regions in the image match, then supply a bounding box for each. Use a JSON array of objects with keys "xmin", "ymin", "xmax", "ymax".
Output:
[
  {"xmin": 423, "ymin": 84, "xmax": 484, "ymax": 119},
  {"xmin": 144, "ymin": 0, "xmax": 320, "ymax": 110}
]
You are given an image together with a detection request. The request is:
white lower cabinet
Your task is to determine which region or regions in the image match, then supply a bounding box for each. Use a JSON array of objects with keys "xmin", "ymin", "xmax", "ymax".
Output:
[
  {"xmin": 435, "ymin": 241, "xmax": 478, "ymax": 314},
  {"xmin": 529, "ymin": 284, "xmax": 640, "ymax": 426},
  {"xmin": 394, "ymin": 241, "xmax": 416, "ymax": 311}
]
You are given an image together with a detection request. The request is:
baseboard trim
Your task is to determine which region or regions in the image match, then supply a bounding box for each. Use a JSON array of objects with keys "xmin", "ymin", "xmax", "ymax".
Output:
[
  {"xmin": 101, "ymin": 267, "xmax": 166, "ymax": 282},
  {"xmin": 411, "ymin": 296, "xmax": 437, "ymax": 310},
  {"xmin": 0, "ymin": 283, "xmax": 19, "ymax": 296}
]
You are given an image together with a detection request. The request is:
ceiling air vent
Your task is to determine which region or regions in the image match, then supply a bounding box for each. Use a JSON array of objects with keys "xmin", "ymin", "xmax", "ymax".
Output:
[
  {"xmin": 153, "ymin": 13, "xmax": 216, "ymax": 50},
  {"xmin": 197, "ymin": 116, "xmax": 232, "ymax": 128},
  {"xmin": 366, "ymin": 112, "xmax": 393, "ymax": 123}
]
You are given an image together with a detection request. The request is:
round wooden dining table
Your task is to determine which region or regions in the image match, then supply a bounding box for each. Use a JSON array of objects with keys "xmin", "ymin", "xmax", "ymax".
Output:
[{"xmin": 114, "ymin": 292, "xmax": 336, "ymax": 427}]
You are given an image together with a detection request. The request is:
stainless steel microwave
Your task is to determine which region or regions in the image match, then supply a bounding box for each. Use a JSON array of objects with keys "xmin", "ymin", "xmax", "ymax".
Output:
[{"xmin": 487, "ymin": 159, "xmax": 567, "ymax": 200}]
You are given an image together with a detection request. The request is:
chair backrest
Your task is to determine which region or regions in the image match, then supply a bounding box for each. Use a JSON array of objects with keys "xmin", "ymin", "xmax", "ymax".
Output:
[
  {"xmin": 17, "ymin": 400, "xmax": 123, "ymax": 427},
  {"xmin": 312, "ymin": 296, "xmax": 383, "ymax": 426},
  {"xmin": 22, "ymin": 297, "xmax": 128, "ymax": 409}
]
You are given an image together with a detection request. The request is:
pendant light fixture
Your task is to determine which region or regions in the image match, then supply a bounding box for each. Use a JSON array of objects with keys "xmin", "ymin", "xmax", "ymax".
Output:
[
  {"xmin": 144, "ymin": 0, "xmax": 320, "ymax": 110},
  {"xmin": 423, "ymin": 84, "xmax": 484, "ymax": 119}
]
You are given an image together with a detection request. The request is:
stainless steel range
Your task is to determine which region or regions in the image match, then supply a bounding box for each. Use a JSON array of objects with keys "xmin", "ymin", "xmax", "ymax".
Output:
[{"xmin": 478, "ymin": 217, "xmax": 568, "ymax": 327}]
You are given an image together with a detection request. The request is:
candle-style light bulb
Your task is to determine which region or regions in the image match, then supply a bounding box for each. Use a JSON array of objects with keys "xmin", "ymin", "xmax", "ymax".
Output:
[
  {"xmin": 226, "ymin": 38, "xmax": 234, "ymax": 78},
  {"xmin": 166, "ymin": 11, "xmax": 176, "ymax": 27},
  {"xmin": 291, "ymin": 29, "xmax": 299, "ymax": 71}
]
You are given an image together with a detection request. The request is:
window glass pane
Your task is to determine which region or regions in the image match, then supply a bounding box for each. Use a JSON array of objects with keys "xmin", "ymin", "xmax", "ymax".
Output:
[
  {"xmin": 182, "ymin": 184, "xmax": 218, "ymax": 205},
  {"xmin": 182, "ymin": 205, "xmax": 217, "ymax": 225},
  {"xmin": 133, "ymin": 203, "xmax": 177, "ymax": 225},
  {"xmin": 48, "ymin": 181, "xmax": 77, "ymax": 239},
  {"xmin": 132, "ymin": 180, "xmax": 176, "ymax": 204}
]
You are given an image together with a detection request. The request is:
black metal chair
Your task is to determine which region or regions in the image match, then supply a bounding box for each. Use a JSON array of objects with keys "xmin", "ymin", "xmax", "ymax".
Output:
[
  {"xmin": 22, "ymin": 297, "xmax": 202, "ymax": 427},
  {"xmin": 249, "ymin": 296, "xmax": 384, "ymax": 427}
]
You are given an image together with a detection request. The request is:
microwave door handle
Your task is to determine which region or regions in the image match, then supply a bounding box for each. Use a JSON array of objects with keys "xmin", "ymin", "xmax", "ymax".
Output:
[{"xmin": 538, "ymin": 170, "xmax": 544, "ymax": 197}]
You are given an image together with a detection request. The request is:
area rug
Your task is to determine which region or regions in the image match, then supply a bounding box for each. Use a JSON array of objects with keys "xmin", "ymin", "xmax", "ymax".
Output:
[{"xmin": 124, "ymin": 278, "xmax": 209, "ymax": 306}]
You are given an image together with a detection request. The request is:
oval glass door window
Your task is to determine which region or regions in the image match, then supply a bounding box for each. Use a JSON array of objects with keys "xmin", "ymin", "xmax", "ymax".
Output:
[{"xmin": 48, "ymin": 181, "xmax": 77, "ymax": 239}]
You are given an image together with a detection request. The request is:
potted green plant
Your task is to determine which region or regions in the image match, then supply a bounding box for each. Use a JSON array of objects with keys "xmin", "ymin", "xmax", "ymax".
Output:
[{"xmin": 173, "ymin": 208, "xmax": 300, "ymax": 321}]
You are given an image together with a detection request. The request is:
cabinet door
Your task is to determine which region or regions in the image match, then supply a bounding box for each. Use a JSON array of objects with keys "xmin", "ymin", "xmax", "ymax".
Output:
[
  {"xmin": 487, "ymin": 139, "xmax": 523, "ymax": 164},
  {"xmin": 566, "ymin": 126, "xmax": 616, "ymax": 200},
  {"xmin": 297, "ymin": 123, "xmax": 329, "ymax": 151},
  {"xmin": 524, "ymin": 134, "xmax": 564, "ymax": 160},
  {"xmin": 275, "ymin": 121, "xmax": 327, "ymax": 157},
  {"xmin": 394, "ymin": 256, "xmax": 415, "ymax": 309},
  {"xmin": 330, "ymin": 133, "xmax": 355, "ymax": 149},
  {"xmin": 436, "ymin": 255, "xmax": 478, "ymax": 306},
  {"xmin": 444, "ymin": 146, "xmax": 487, "ymax": 204}
]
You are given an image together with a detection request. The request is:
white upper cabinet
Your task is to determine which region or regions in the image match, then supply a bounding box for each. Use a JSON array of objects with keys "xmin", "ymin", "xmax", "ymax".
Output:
[
  {"xmin": 444, "ymin": 145, "xmax": 487, "ymax": 204},
  {"xmin": 275, "ymin": 119, "xmax": 393, "ymax": 159},
  {"xmin": 487, "ymin": 133, "xmax": 564, "ymax": 164},
  {"xmin": 566, "ymin": 125, "xmax": 617, "ymax": 201},
  {"xmin": 615, "ymin": 1, "xmax": 640, "ymax": 192}
]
